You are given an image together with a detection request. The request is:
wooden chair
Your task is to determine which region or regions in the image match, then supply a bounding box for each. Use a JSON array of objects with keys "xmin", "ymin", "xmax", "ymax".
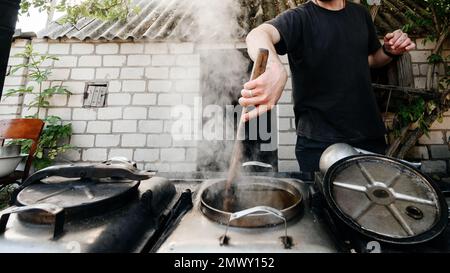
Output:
[{"xmin": 0, "ymin": 118, "xmax": 44, "ymax": 185}]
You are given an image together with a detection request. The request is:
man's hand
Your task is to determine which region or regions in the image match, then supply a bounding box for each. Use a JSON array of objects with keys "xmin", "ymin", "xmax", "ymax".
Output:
[
  {"xmin": 383, "ymin": 29, "xmax": 415, "ymax": 56},
  {"xmin": 238, "ymin": 60, "xmax": 288, "ymax": 122}
]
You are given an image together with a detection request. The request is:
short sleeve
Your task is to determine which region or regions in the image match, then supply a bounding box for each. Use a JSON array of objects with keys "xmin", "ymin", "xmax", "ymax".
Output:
[
  {"xmin": 267, "ymin": 9, "xmax": 303, "ymax": 55},
  {"xmin": 365, "ymin": 9, "xmax": 382, "ymax": 54}
]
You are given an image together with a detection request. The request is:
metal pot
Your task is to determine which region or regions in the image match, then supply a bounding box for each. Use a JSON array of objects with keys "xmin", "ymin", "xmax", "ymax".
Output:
[
  {"xmin": 200, "ymin": 176, "xmax": 303, "ymax": 228},
  {"xmin": 0, "ymin": 145, "xmax": 21, "ymax": 157},
  {"xmin": 319, "ymin": 143, "xmax": 358, "ymax": 174},
  {"xmin": 0, "ymin": 145, "xmax": 26, "ymax": 178}
]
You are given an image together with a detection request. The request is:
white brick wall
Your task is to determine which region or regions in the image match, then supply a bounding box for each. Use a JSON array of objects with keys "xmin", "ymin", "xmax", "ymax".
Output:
[{"xmin": 3, "ymin": 38, "xmax": 447, "ymax": 173}]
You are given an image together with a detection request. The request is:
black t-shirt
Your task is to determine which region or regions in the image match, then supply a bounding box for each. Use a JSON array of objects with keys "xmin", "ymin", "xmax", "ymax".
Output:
[{"xmin": 268, "ymin": 1, "xmax": 386, "ymax": 142}]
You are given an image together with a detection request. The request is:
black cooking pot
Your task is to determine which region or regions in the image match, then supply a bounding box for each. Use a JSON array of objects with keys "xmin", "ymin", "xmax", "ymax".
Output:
[{"xmin": 0, "ymin": 0, "xmax": 21, "ymax": 97}]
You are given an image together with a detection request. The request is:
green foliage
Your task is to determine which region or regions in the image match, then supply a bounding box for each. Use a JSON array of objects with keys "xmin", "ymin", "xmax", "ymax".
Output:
[
  {"xmin": 2, "ymin": 44, "xmax": 73, "ymax": 170},
  {"xmin": 395, "ymin": 98, "xmax": 438, "ymax": 136},
  {"xmin": 19, "ymin": 0, "xmax": 139, "ymax": 25}
]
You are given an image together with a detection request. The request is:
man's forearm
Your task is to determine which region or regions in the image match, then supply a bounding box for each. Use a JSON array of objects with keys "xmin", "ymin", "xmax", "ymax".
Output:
[
  {"xmin": 368, "ymin": 47, "xmax": 394, "ymax": 68},
  {"xmin": 246, "ymin": 24, "xmax": 283, "ymax": 66}
]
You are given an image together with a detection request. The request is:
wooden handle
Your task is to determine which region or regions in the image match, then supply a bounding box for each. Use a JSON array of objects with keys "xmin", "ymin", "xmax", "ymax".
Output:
[{"xmin": 250, "ymin": 48, "xmax": 269, "ymax": 81}]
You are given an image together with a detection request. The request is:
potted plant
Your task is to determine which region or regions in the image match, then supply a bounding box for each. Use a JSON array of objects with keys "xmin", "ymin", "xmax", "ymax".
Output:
[{"xmin": 3, "ymin": 43, "xmax": 73, "ymax": 170}]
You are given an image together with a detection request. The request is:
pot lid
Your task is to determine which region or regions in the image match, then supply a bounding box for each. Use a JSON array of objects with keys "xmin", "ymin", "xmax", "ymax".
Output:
[{"xmin": 324, "ymin": 155, "xmax": 448, "ymax": 243}]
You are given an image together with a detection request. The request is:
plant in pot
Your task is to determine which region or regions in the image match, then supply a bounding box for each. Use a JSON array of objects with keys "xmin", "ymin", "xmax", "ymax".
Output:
[{"xmin": 3, "ymin": 43, "xmax": 73, "ymax": 170}]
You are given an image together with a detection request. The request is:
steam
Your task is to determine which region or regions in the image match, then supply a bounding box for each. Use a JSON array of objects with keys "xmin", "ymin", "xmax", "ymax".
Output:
[{"xmin": 169, "ymin": 0, "xmax": 251, "ymax": 172}]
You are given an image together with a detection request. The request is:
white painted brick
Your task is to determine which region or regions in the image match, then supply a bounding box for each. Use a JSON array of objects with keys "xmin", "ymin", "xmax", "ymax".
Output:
[
  {"xmin": 87, "ymin": 121, "xmax": 111, "ymax": 133},
  {"xmin": 285, "ymin": 79, "xmax": 293, "ymax": 89},
  {"xmin": 96, "ymin": 68, "xmax": 120, "ymax": 80},
  {"xmin": 122, "ymin": 80, "xmax": 146, "ymax": 92},
  {"xmin": 158, "ymin": 94, "xmax": 182, "ymax": 105},
  {"xmin": 70, "ymin": 121, "xmax": 87, "ymax": 133},
  {"xmin": 172, "ymin": 139, "xmax": 197, "ymax": 147},
  {"xmin": 48, "ymin": 44, "xmax": 70, "ymax": 54},
  {"xmin": 7, "ymin": 57, "xmax": 27, "ymax": 66},
  {"xmin": 132, "ymin": 94, "xmax": 157, "ymax": 105},
  {"xmin": 279, "ymin": 132, "xmax": 297, "ymax": 145},
  {"xmin": 123, "ymin": 107, "xmax": 147, "ymax": 119},
  {"xmin": 169, "ymin": 43, "xmax": 194, "ymax": 54},
  {"xmin": 120, "ymin": 67, "xmax": 144, "ymax": 79},
  {"xmin": 170, "ymin": 163, "xmax": 197, "ymax": 172},
  {"xmin": 48, "ymin": 69, "xmax": 70, "ymax": 80},
  {"xmin": 410, "ymin": 51, "xmax": 430, "ymax": 63},
  {"xmin": 145, "ymin": 163, "xmax": 170, "ymax": 172},
  {"xmin": 47, "ymin": 108, "xmax": 71, "ymax": 120},
  {"xmin": 32, "ymin": 43, "xmax": 48, "ymax": 54},
  {"xmin": 108, "ymin": 81, "xmax": 122, "ymax": 93},
  {"xmin": 71, "ymin": 68, "xmax": 95, "ymax": 80},
  {"xmin": 147, "ymin": 134, "xmax": 172, "ymax": 147},
  {"xmin": 54, "ymin": 56, "xmax": 77, "ymax": 67},
  {"xmin": 148, "ymin": 107, "xmax": 172, "ymax": 119},
  {"xmin": 278, "ymin": 146, "xmax": 296, "ymax": 159},
  {"xmin": 0, "ymin": 95, "xmax": 21, "ymax": 105},
  {"xmin": 13, "ymin": 39, "xmax": 28, "ymax": 47},
  {"xmin": 139, "ymin": 120, "xmax": 163, "ymax": 133},
  {"xmin": 278, "ymin": 160, "xmax": 300, "ymax": 172},
  {"xmin": 145, "ymin": 43, "xmax": 168, "ymax": 54},
  {"xmin": 122, "ymin": 134, "xmax": 146, "ymax": 147},
  {"xmin": 0, "ymin": 106, "xmax": 19, "ymax": 115},
  {"xmin": 78, "ymin": 56, "xmax": 101, "ymax": 67},
  {"xmin": 412, "ymin": 64, "xmax": 420, "ymax": 76},
  {"xmin": 63, "ymin": 81, "xmax": 85, "ymax": 94},
  {"xmin": 170, "ymin": 67, "xmax": 200, "ymax": 79},
  {"xmin": 277, "ymin": 105, "xmax": 295, "ymax": 117},
  {"xmin": 98, "ymin": 107, "xmax": 123, "ymax": 120},
  {"xmin": 152, "ymin": 55, "xmax": 176, "ymax": 66},
  {"xmin": 419, "ymin": 131, "xmax": 444, "ymax": 145},
  {"xmin": 59, "ymin": 149, "xmax": 81, "ymax": 162},
  {"xmin": 103, "ymin": 55, "xmax": 126, "ymax": 66},
  {"xmin": 414, "ymin": 77, "xmax": 427, "ymax": 89},
  {"xmin": 71, "ymin": 44, "xmax": 94, "ymax": 54},
  {"xmin": 70, "ymin": 135, "xmax": 95, "ymax": 147},
  {"xmin": 112, "ymin": 120, "xmax": 137, "ymax": 132},
  {"xmin": 48, "ymin": 94, "xmax": 68, "ymax": 106},
  {"xmin": 405, "ymin": 146, "xmax": 429, "ymax": 160},
  {"xmin": 72, "ymin": 108, "xmax": 97, "ymax": 120},
  {"xmin": 161, "ymin": 148, "xmax": 185, "ymax": 162},
  {"xmin": 415, "ymin": 39, "xmax": 436, "ymax": 50},
  {"xmin": 174, "ymin": 80, "xmax": 200, "ymax": 92},
  {"xmin": 430, "ymin": 116, "xmax": 450, "ymax": 130},
  {"xmin": 134, "ymin": 149, "xmax": 159, "ymax": 162},
  {"xmin": 278, "ymin": 118, "xmax": 291, "ymax": 131},
  {"xmin": 145, "ymin": 67, "xmax": 169, "ymax": 79},
  {"xmin": 82, "ymin": 148, "xmax": 107, "ymax": 161},
  {"xmin": 96, "ymin": 43, "xmax": 119, "ymax": 54},
  {"xmin": 107, "ymin": 93, "xmax": 131, "ymax": 106},
  {"xmin": 279, "ymin": 91, "xmax": 292, "ymax": 103},
  {"xmin": 182, "ymin": 93, "xmax": 198, "ymax": 105},
  {"xmin": 127, "ymin": 55, "xmax": 151, "ymax": 66},
  {"xmin": 95, "ymin": 134, "xmax": 120, "ymax": 147},
  {"xmin": 3, "ymin": 77, "xmax": 24, "ymax": 86},
  {"xmin": 197, "ymin": 43, "xmax": 235, "ymax": 50},
  {"xmin": 120, "ymin": 43, "xmax": 144, "ymax": 54},
  {"xmin": 186, "ymin": 148, "xmax": 197, "ymax": 161},
  {"xmin": 109, "ymin": 148, "xmax": 133, "ymax": 160},
  {"xmin": 148, "ymin": 80, "xmax": 172, "ymax": 92},
  {"xmin": 175, "ymin": 55, "xmax": 200, "ymax": 66},
  {"xmin": 68, "ymin": 94, "xmax": 84, "ymax": 107}
]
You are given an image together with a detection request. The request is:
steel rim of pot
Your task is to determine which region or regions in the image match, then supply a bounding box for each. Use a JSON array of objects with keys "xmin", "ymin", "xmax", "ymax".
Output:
[
  {"xmin": 200, "ymin": 177, "xmax": 304, "ymax": 228},
  {"xmin": 323, "ymin": 154, "xmax": 448, "ymax": 244}
]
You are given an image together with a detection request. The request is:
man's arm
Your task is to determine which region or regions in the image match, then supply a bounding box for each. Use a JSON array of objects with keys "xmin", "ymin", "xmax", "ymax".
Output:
[
  {"xmin": 369, "ymin": 29, "xmax": 416, "ymax": 68},
  {"xmin": 240, "ymin": 24, "xmax": 288, "ymax": 122}
]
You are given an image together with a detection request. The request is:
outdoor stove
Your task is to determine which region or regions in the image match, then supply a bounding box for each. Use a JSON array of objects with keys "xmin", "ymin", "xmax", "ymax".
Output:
[{"xmin": 0, "ymin": 160, "xmax": 449, "ymax": 253}]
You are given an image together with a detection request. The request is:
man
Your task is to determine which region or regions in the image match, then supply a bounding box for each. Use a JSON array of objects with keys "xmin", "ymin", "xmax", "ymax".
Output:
[{"xmin": 239, "ymin": 0, "xmax": 415, "ymax": 173}]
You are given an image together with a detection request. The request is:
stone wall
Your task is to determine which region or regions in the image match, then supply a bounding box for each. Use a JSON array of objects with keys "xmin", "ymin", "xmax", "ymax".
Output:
[{"xmin": 0, "ymin": 37, "xmax": 448, "ymax": 173}]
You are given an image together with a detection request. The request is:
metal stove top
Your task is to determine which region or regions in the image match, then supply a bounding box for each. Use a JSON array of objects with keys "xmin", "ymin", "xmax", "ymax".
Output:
[{"xmin": 156, "ymin": 177, "xmax": 338, "ymax": 253}]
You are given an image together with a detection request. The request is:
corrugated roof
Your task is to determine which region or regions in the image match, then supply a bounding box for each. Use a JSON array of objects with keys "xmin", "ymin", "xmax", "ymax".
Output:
[{"xmin": 38, "ymin": 0, "xmax": 433, "ymax": 41}]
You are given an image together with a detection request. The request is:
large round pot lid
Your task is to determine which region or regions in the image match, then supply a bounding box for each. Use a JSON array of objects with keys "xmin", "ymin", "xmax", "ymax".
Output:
[{"xmin": 323, "ymin": 155, "xmax": 448, "ymax": 244}]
